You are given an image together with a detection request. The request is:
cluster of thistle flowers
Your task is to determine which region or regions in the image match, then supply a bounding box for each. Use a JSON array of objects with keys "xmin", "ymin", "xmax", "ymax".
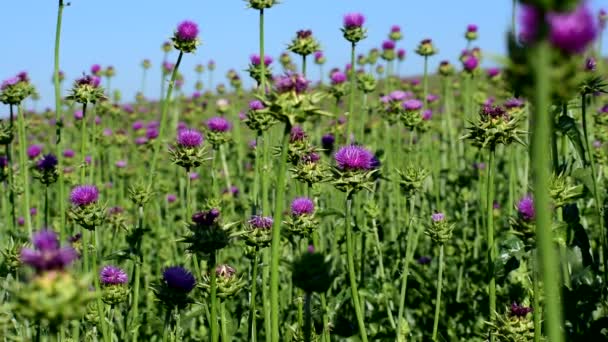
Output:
[
  {"xmin": 463, "ymin": 101, "xmax": 526, "ymax": 150},
  {"xmin": 67, "ymin": 184, "xmax": 106, "ymax": 230},
  {"xmin": 0, "ymin": 71, "xmax": 35, "ymax": 106},
  {"xmin": 90, "ymin": 64, "xmax": 115, "ymax": 80},
  {"xmin": 459, "ymin": 47, "xmax": 482, "ymax": 75},
  {"xmin": 508, "ymin": 1, "xmax": 599, "ymax": 100},
  {"xmin": 247, "ymin": 53, "xmax": 273, "ymax": 85},
  {"xmin": 379, "ymin": 90, "xmax": 430, "ymax": 130},
  {"xmin": 10, "ymin": 230, "xmax": 95, "ymax": 328}
]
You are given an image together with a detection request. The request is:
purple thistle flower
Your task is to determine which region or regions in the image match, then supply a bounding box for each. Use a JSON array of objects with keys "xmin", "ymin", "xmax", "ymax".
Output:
[
  {"xmin": 1, "ymin": 77, "xmax": 19, "ymax": 90},
  {"xmin": 402, "ymin": 99, "xmax": 423, "ymax": 111},
  {"xmin": 223, "ymin": 185, "xmax": 239, "ymax": 196},
  {"xmin": 17, "ymin": 217, "xmax": 25, "ymax": 226},
  {"xmin": 321, "ymin": 133, "xmax": 335, "ymax": 151},
  {"xmin": 132, "ymin": 120, "xmax": 144, "ymax": 131},
  {"xmin": 192, "ymin": 208, "xmax": 220, "ymax": 227},
  {"xmin": 463, "ymin": 55, "xmax": 479, "ymax": 72},
  {"xmin": 504, "ymin": 98, "xmax": 525, "ymax": 109},
  {"xmin": 517, "ymin": 195, "xmax": 535, "ymax": 221},
  {"xmin": 249, "ymin": 100, "xmax": 265, "ymax": 111},
  {"xmin": 250, "ymin": 54, "xmax": 273, "ymax": 66},
  {"xmin": 487, "ymin": 67, "xmax": 501, "ymax": 78},
  {"xmin": 30, "ymin": 207, "xmax": 37, "ymax": 216},
  {"xmin": 314, "ymin": 50, "xmax": 324, "ymax": 62},
  {"xmin": 20, "ymin": 230, "xmax": 78, "ymax": 273},
  {"xmin": 166, "ymin": 194, "xmax": 177, "ymax": 203},
  {"xmin": 135, "ymin": 137, "xmax": 148, "ymax": 145},
  {"xmin": 115, "ymin": 160, "xmax": 127, "ymax": 168},
  {"xmin": 248, "ymin": 215, "xmax": 274, "ymax": 229},
  {"xmin": 343, "ymin": 12, "xmax": 365, "ymax": 29},
  {"xmin": 467, "ymin": 24, "xmax": 478, "ymax": 33},
  {"xmin": 594, "ymin": 140, "xmax": 603, "ymax": 148},
  {"xmin": 27, "ymin": 145, "xmax": 42, "ymax": 159},
  {"xmin": 163, "ymin": 266, "xmax": 196, "ymax": 293},
  {"xmin": 302, "ymin": 152, "xmax": 320, "ymax": 164},
  {"xmin": 290, "ymin": 125, "xmax": 307, "ymax": 142},
  {"xmin": 586, "ymin": 57, "xmax": 597, "ymax": 71},
  {"xmin": 100, "ymin": 265, "xmax": 128, "ymax": 285},
  {"xmin": 275, "ymin": 73, "xmax": 309, "ymax": 94},
  {"xmin": 176, "ymin": 20, "xmax": 199, "ymax": 41},
  {"xmin": 391, "ymin": 25, "xmax": 401, "ymax": 33},
  {"xmin": 216, "ymin": 264, "xmax": 237, "ymax": 278},
  {"xmin": 417, "ymin": 256, "xmax": 432, "ymax": 265},
  {"xmin": 37, "ymin": 153, "xmax": 58, "ymax": 171},
  {"xmin": 432, "ymin": 213, "xmax": 445, "ymax": 222},
  {"xmin": 248, "ymin": 139, "xmax": 257, "ymax": 150},
  {"xmin": 70, "ymin": 185, "xmax": 99, "ymax": 206},
  {"xmin": 146, "ymin": 128, "xmax": 159, "ymax": 140},
  {"xmin": 382, "ymin": 40, "xmax": 396, "ymax": 50},
  {"xmin": 547, "ymin": 3, "xmax": 597, "ymax": 54},
  {"xmin": 90, "ymin": 64, "xmax": 102, "ymax": 75},
  {"xmin": 510, "ymin": 302, "xmax": 533, "ymax": 317},
  {"xmin": 207, "ymin": 117, "xmax": 232, "ymax": 132},
  {"xmin": 390, "ymin": 90, "xmax": 409, "ymax": 101},
  {"xmin": 482, "ymin": 104, "xmax": 508, "ymax": 119},
  {"xmin": 422, "ymin": 109, "xmax": 433, "ymax": 121},
  {"xmin": 189, "ymin": 172, "xmax": 199, "ymax": 180},
  {"xmin": 291, "ymin": 197, "xmax": 315, "ymax": 216},
  {"xmin": 0, "ymin": 155, "xmax": 7, "ymax": 168},
  {"xmin": 334, "ymin": 145, "xmax": 375, "ymax": 171},
  {"xmin": 63, "ymin": 149, "xmax": 75, "ymax": 158},
  {"xmin": 176, "ymin": 129, "xmax": 203, "ymax": 147},
  {"xmin": 330, "ymin": 71, "xmax": 347, "ymax": 85},
  {"xmin": 397, "ymin": 49, "xmax": 406, "ymax": 60}
]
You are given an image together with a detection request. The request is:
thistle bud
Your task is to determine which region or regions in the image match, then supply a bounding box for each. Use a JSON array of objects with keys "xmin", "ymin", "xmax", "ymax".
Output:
[
  {"xmin": 244, "ymin": 215, "xmax": 274, "ymax": 248},
  {"xmin": 247, "ymin": 0, "xmax": 278, "ymax": 10},
  {"xmin": 288, "ymin": 30, "xmax": 321, "ymax": 57},
  {"xmin": 396, "ymin": 166, "xmax": 429, "ymax": 195},
  {"xmin": 341, "ymin": 13, "xmax": 367, "ymax": 44},
  {"xmin": 183, "ymin": 208, "xmax": 233, "ymax": 256},
  {"xmin": 465, "ymin": 24, "xmax": 478, "ymax": 41},
  {"xmin": 66, "ymin": 75, "xmax": 106, "ymax": 104},
  {"xmin": 415, "ymin": 38, "xmax": 438, "ymax": 57},
  {"xmin": 425, "ymin": 213, "xmax": 454, "ymax": 245}
]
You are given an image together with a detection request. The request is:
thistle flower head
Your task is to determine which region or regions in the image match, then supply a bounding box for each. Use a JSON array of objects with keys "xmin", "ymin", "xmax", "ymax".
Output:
[
  {"xmin": 177, "ymin": 129, "xmax": 203, "ymax": 147},
  {"xmin": 275, "ymin": 73, "xmax": 309, "ymax": 94},
  {"xmin": 27, "ymin": 144, "xmax": 42, "ymax": 159},
  {"xmin": 547, "ymin": 3, "xmax": 597, "ymax": 54},
  {"xmin": 510, "ymin": 302, "xmax": 533, "ymax": 317},
  {"xmin": 215, "ymin": 264, "xmax": 237, "ymax": 278},
  {"xmin": 382, "ymin": 40, "xmax": 396, "ymax": 50},
  {"xmin": 402, "ymin": 99, "xmax": 423, "ymax": 111},
  {"xmin": 70, "ymin": 185, "xmax": 99, "ymax": 206},
  {"xmin": 290, "ymin": 125, "xmax": 307, "ymax": 142},
  {"xmin": 463, "ymin": 55, "xmax": 479, "ymax": 72},
  {"xmin": 206, "ymin": 117, "xmax": 232, "ymax": 132},
  {"xmin": 517, "ymin": 195, "xmax": 535, "ymax": 221},
  {"xmin": 343, "ymin": 12, "xmax": 365, "ymax": 29},
  {"xmin": 291, "ymin": 197, "xmax": 315, "ymax": 216},
  {"xmin": 20, "ymin": 230, "xmax": 78, "ymax": 273},
  {"xmin": 162, "ymin": 266, "xmax": 196, "ymax": 293},
  {"xmin": 321, "ymin": 133, "xmax": 335, "ymax": 151},
  {"xmin": 334, "ymin": 145, "xmax": 375, "ymax": 171},
  {"xmin": 467, "ymin": 24, "xmax": 478, "ymax": 33},
  {"xmin": 248, "ymin": 215, "xmax": 274, "ymax": 229},
  {"xmin": 192, "ymin": 208, "xmax": 221, "ymax": 227},
  {"xmin": 330, "ymin": 71, "xmax": 347, "ymax": 85},
  {"xmin": 37, "ymin": 153, "xmax": 58, "ymax": 171},
  {"xmin": 250, "ymin": 54, "xmax": 273, "ymax": 66},
  {"xmin": 176, "ymin": 20, "xmax": 199, "ymax": 41},
  {"xmin": 100, "ymin": 265, "xmax": 128, "ymax": 285},
  {"xmin": 432, "ymin": 212, "xmax": 445, "ymax": 222}
]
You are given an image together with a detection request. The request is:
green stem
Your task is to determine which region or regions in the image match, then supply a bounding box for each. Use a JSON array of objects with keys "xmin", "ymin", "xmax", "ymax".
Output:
[
  {"xmin": 581, "ymin": 93, "xmax": 607, "ymax": 282},
  {"xmin": 487, "ymin": 149, "xmax": 496, "ymax": 338},
  {"xmin": 219, "ymin": 144, "xmax": 233, "ymax": 191},
  {"xmin": 372, "ymin": 217, "xmax": 396, "ymax": 328},
  {"xmin": 92, "ymin": 230, "xmax": 110, "ymax": 342},
  {"xmin": 17, "ymin": 105, "xmax": 32, "ymax": 236},
  {"xmin": 531, "ymin": 41, "xmax": 563, "ymax": 342},
  {"xmin": 423, "ymin": 56, "xmax": 429, "ymax": 107},
  {"xmin": 220, "ymin": 301, "xmax": 228, "ymax": 342},
  {"xmin": 302, "ymin": 55, "xmax": 307, "ymax": 78},
  {"xmin": 148, "ymin": 51, "xmax": 184, "ymax": 185},
  {"xmin": 347, "ymin": 42, "xmax": 356, "ymax": 138},
  {"xmin": 79, "ymin": 103, "xmax": 88, "ymax": 184},
  {"xmin": 304, "ymin": 293, "xmax": 312, "ymax": 342},
  {"xmin": 532, "ymin": 253, "xmax": 541, "ymax": 342},
  {"xmin": 431, "ymin": 245, "xmax": 444, "ymax": 341},
  {"xmin": 162, "ymin": 309, "xmax": 172, "ymax": 342},
  {"xmin": 345, "ymin": 195, "xmax": 368, "ymax": 342},
  {"xmin": 210, "ymin": 252, "xmax": 219, "ymax": 342},
  {"xmin": 259, "ymin": 9, "xmax": 266, "ymax": 94},
  {"xmin": 53, "ymin": 0, "xmax": 66, "ymax": 240},
  {"xmin": 130, "ymin": 206, "xmax": 143, "ymax": 342},
  {"xmin": 270, "ymin": 123, "xmax": 291, "ymax": 342},
  {"xmin": 249, "ymin": 250, "xmax": 259, "ymax": 342}
]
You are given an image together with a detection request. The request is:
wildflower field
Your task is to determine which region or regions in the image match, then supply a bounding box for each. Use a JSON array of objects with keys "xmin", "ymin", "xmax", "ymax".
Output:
[{"xmin": 1, "ymin": 0, "xmax": 608, "ymax": 341}]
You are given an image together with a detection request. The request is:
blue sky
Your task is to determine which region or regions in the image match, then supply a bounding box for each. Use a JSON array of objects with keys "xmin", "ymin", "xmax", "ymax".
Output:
[{"xmin": 1, "ymin": 0, "xmax": 607, "ymax": 111}]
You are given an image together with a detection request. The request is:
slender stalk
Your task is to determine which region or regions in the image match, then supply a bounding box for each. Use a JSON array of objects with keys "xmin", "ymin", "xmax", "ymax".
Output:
[
  {"xmin": 6, "ymin": 107, "xmax": 16, "ymax": 231},
  {"xmin": 259, "ymin": 9, "xmax": 266, "ymax": 94},
  {"xmin": 302, "ymin": 55, "xmax": 307, "ymax": 78},
  {"xmin": 347, "ymin": 42, "xmax": 356, "ymax": 137},
  {"xmin": 79, "ymin": 103, "xmax": 88, "ymax": 184},
  {"xmin": 162, "ymin": 310, "xmax": 171, "ymax": 342},
  {"xmin": 581, "ymin": 93, "xmax": 607, "ymax": 281},
  {"xmin": 92, "ymin": 230, "xmax": 110, "ymax": 342},
  {"xmin": 248, "ymin": 250, "xmax": 259, "ymax": 342},
  {"xmin": 487, "ymin": 148, "xmax": 496, "ymax": 337},
  {"xmin": 511, "ymin": 0, "xmax": 516, "ymax": 33},
  {"xmin": 372, "ymin": 217, "xmax": 396, "ymax": 328},
  {"xmin": 210, "ymin": 252, "xmax": 219, "ymax": 342},
  {"xmin": 220, "ymin": 302, "xmax": 228, "ymax": 342},
  {"xmin": 423, "ymin": 56, "xmax": 429, "ymax": 107},
  {"xmin": 185, "ymin": 169, "xmax": 192, "ymax": 219},
  {"xmin": 53, "ymin": 0, "xmax": 66, "ymax": 240},
  {"xmin": 431, "ymin": 245, "xmax": 444, "ymax": 341},
  {"xmin": 17, "ymin": 105, "xmax": 32, "ymax": 236},
  {"xmin": 270, "ymin": 123, "xmax": 291, "ymax": 342},
  {"xmin": 345, "ymin": 195, "xmax": 368, "ymax": 342},
  {"xmin": 531, "ymin": 41, "xmax": 563, "ymax": 342},
  {"xmin": 532, "ymin": 252, "xmax": 541, "ymax": 342},
  {"xmin": 44, "ymin": 186, "xmax": 49, "ymax": 228},
  {"xmin": 148, "ymin": 51, "xmax": 184, "ymax": 185},
  {"xmin": 304, "ymin": 293, "xmax": 312, "ymax": 342},
  {"xmin": 219, "ymin": 144, "xmax": 233, "ymax": 191},
  {"xmin": 130, "ymin": 206, "xmax": 143, "ymax": 342}
]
